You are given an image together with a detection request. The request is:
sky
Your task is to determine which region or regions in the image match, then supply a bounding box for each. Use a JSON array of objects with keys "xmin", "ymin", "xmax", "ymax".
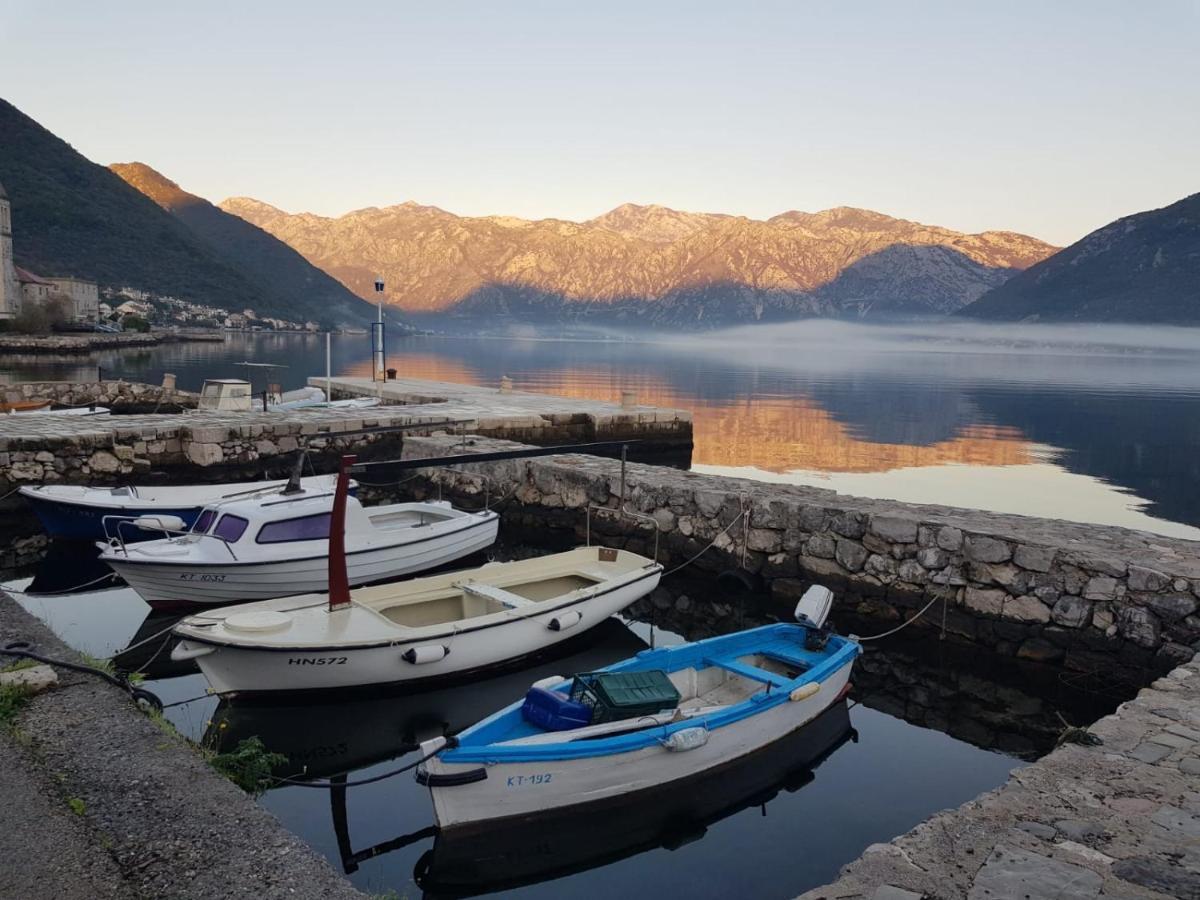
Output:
[{"xmin": 1, "ymin": 1, "xmax": 1197, "ymax": 245}]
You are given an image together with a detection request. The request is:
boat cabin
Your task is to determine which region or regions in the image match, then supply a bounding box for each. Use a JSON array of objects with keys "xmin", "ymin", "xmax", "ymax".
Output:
[
  {"xmin": 198, "ymin": 379, "xmax": 254, "ymax": 412},
  {"xmin": 186, "ymin": 490, "xmax": 458, "ymax": 550}
]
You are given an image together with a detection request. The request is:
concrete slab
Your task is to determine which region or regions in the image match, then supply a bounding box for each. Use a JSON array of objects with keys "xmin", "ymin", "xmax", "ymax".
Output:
[{"xmin": 967, "ymin": 845, "xmax": 1102, "ymax": 900}]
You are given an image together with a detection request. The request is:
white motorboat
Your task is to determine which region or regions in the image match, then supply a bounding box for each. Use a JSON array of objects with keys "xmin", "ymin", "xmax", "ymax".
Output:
[
  {"xmin": 21, "ymin": 474, "xmax": 342, "ymax": 541},
  {"xmin": 170, "ymin": 546, "xmax": 663, "ymax": 694},
  {"xmin": 414, "ymin": 588, "xmax": 859, "ymax": 831},
  {"xmin": 99, "ymin": 488, "xmax": 499, "ymax": 608}
]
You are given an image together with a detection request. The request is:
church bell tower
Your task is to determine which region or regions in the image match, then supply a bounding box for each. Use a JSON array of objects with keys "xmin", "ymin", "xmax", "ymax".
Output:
[{"xmin": 0, "ymin": 181, "xmax": 19, "ymax": 318}]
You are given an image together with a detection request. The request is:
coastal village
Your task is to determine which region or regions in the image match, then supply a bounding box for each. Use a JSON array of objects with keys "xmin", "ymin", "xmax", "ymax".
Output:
[{"xmin": 1, "ymin": 179, "xmax": 320, "ymax": 334}]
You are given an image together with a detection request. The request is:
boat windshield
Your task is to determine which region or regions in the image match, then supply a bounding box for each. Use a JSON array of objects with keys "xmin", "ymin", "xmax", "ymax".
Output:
[
  {"xmin": 212, "ymin": 514, "xmax": 250, "ymax": 543},
  {"xmin": 191, "ymin": 508, "xmax": 217, "ymax": 533}
]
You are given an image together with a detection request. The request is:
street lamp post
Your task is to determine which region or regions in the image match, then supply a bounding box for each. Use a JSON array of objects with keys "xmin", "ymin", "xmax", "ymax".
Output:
[{"xmin": 372, "ymin": 278, "xmax": 385, "ymax": 383}]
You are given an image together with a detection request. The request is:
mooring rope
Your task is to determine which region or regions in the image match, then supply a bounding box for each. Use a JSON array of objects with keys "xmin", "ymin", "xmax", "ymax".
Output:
[
  {"xmin": 853, "ymin": 593, "xmax": 944, "ymax": 642},
  {"xmin": 0, "ymin": 572, "xmax": 119, "ymax": 596},
  {"xmin": 662, "ymin": 508, "xmax": 748, "ymax": 577}
]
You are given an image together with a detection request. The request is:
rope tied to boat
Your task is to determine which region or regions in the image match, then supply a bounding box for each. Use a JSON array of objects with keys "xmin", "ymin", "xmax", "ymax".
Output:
[
  {"xmin": 662, "ymin": 504, "xmax": 750, "ymax": 578},
  {"xmin": 852, "ymin": 593, "xmax": 947, "ymax": 642},
  {"xmin": 0, "ymin": 640, "xmax": 163, "ymax": 711},
  {"xmin": 0, "ymin": 571, "xmax": 120, "ymax": 596},
  {"xmin": 273, "ymin": 736, "xmax": 460, "ymax": 789}
]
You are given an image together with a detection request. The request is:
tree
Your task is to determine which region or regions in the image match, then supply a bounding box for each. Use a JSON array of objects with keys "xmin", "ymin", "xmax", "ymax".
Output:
[
  {"xmin": 11, "ymin": 295, "xmax": 70, "ymax": 334},
  {"xmin": 122, "ymin": 315, "xmax": 151, "ymax": 333}
]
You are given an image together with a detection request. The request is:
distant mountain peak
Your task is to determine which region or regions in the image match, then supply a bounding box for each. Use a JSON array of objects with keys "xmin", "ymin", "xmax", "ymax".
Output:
[
  {"xmin": 109, "ymin": 161, "xmax": 198, "ymax": 211},
  {"xmin": 586, "ymin": 202, "xmax": 733, "ymax": 243}
]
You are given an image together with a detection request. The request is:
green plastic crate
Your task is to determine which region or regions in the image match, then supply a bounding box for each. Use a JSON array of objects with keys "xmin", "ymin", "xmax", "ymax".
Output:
[{"xmin": 569, "ymin": 669, "xmax": 680, "ymax": 723}]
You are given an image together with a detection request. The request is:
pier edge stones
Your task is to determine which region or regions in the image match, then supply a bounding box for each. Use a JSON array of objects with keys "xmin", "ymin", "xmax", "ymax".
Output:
[{"xmin": 402, "ymin": 434, "xmax": 1200, "ymax": 670}]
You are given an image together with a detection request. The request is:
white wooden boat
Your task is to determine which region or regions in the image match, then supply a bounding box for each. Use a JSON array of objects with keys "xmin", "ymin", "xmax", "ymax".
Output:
[
  {"xmin": 20, "ymin": 475, "xmax": 341, "ymax": 540},
  {"xmin": 414, "ymin": 588, "xmax": 858, "ymax": 830},
  {"xmin": 170, "ymin": 546, "xmax": 663, "ymax": 693},
  {"xmin": 99, "ymin": 489, "xmax": 499, "ymax": 608}
]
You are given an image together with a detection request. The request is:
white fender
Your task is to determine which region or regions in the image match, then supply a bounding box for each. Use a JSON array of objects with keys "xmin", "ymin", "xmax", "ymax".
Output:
[
  {"xmin": 548, "ymin": 610, "xmax": 583, "ymax": 631},
  {"xmin": 662, "ymin": 727, "xmax": 709, "ymax": 752},
  {"xmin": 789, "ymin": 682, "xmax": 820, "ymax": 702},
  {"xmin": 402, "ymin": 645, "xmax": 450, "ymax": 665},
  {"xmin": 531, "ymin": 675, "xmax": 565, "ymax": 691},
  {"xmin": 133, "ymin": 515, "xmax": 187, "ymax": 532},
  {"xmin": 170, "ymin": 642, "xmax": 216, "ymax": 661}
]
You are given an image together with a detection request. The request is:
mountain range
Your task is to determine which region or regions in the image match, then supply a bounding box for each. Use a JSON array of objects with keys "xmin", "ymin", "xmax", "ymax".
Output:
[
  {"xmin": 959, "ymin": 192, "xmax": 1200, "ymax": 323},
  {"xmin": 0, "ymin": 98, "xmax": 375, "ymax": 327},
  {"xmin": 219, "ymin": 197, "xmax": 1056, "ymax": 328}
]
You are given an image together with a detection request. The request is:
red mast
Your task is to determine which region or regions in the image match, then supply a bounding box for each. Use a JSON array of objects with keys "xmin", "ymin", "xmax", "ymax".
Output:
[{"xmin": 328, "ymin": 453, "xmax": 356, "ymax": 612}]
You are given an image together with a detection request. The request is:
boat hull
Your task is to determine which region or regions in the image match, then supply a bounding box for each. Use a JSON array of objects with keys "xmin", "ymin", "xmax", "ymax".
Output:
[
  {"xmin": 416, "ymin": 700, "xmax": 855, "ymax": 895},
  {"xmin": 419, "ymin": 653, "xmax": 854, "ymax": 830},
  {"xmin": 184, "ymin": 567, "xmax": 659, "ymax": 693},
  {"xmin": 25, "ymin": 494, "xmax": 203, "ymax": 541},
  {"xmin": 106, "ymin": 513, "xmax": 499, "ymax": 608}
]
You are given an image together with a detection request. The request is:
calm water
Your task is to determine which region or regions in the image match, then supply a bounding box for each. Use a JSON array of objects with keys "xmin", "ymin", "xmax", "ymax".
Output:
[
  {"xmin": 14, "ymin": 556, "xmax": 1114, "ymax": 900},
  {"xmin": 8, "ymin": 320, "xmax": 1200, "ymax": 537}
]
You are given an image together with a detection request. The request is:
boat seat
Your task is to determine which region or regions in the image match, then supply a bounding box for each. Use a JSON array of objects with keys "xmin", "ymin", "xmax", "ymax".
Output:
[
  {"xmin": 574, "ymin": 568, "xmax": 609, "ymax": 583},
  {"xmin": 458, "ymin": 581, "xmax": 532, "ymax": 609},
  {"xmin": 702, "ymin": 657, "xmax": 791, "ymax": 688}
]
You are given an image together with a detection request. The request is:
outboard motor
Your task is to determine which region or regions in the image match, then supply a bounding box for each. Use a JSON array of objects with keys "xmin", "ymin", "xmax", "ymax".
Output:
[{"xmin": 794, "ymin": 584, "xmax": 834, "ymax": 651}]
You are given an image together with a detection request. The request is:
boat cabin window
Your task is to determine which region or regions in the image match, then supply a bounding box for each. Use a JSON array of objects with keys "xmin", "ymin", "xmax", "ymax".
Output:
[
  {"xmin": 191, "ymin": 508, "xmax": 217, "ymax": 534},
  {"xmin": 212, "ymin": 514, "xmax": 250, "ymax": 543},
  {"xmin": 255, "ymin": 512, "xmax": 331, "ymax": 544}
]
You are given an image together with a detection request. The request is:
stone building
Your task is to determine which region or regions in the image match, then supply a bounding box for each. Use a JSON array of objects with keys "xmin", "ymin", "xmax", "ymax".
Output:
[
  {"xmin": 47, "ymin": 276, "xmax": 100, "ymax": 322},
  {"xmin": 16, "ymin": 266, "xmax": 53, "ymax": 305},
  {"xmin": 0, "ymin": 180, "xmax": 19, "ymax": 319},
  {"xmin": 0, "ymin": 180, "xmax": 99, "ymax": 324}
]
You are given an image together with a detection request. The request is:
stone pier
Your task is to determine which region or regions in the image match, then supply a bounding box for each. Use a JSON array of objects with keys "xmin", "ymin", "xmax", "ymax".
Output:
[
  {"xmin": 798, "ymin": 665, "xmax": 1200, "ymax": 900},
  {"xmin": 312, "ymin": 374, "xmax": 693, "ymax": 462},
  {"xmin": 400, "ymin": 435, "xmax": 1200, "ymax": 674},
  {"xmin": 0, "ymin": 377, "xmax": 693, "ymax": 498}
]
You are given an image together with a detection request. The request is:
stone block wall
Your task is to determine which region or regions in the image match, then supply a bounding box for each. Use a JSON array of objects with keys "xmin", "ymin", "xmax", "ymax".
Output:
[
  {"xmin": 2, "ymin": 380, "xmax": 197, "ymax": 412},
  {"xmin": 403, "ymin": 435, "xmax": 1200, "ymax": 672}
]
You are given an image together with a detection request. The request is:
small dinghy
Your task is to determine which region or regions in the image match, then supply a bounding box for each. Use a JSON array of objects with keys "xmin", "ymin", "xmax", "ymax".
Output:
[
  {"xmin": 100, "ymin": 485, "xmax": 499, "ymax": 608},
  {"xmin": 414, "ymin": 586, "xmax": 858, "ymax": 831},
  {"xmin": 21, "ymin": 474, "xmax": 341, "ymax": 540},
  {"xmin": 171, "ymin": 546, "xmax": 662, "ymax": 693}
]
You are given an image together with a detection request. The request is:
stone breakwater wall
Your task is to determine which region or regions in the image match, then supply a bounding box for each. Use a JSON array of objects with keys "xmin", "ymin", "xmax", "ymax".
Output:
[
  {"xmin": 403, "ymin": 435, "xmax": 1200, "ymax": 672},
  {"xmin": 0, "ymin": 332, "xmax": 218, "ymax": 354},
  {"xmin": 0, "ymin": 409, "xmax": 446, "ymax": 491},
  {"xmin": 315, "ymin": 375, "xmax": 693, "ymax": 466},
  {"xmin": 2, "ymin": 380, "xmax": 198, "ymax": 412}
]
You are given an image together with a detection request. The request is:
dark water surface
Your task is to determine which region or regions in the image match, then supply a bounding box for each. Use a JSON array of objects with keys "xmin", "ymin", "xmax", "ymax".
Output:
[
  {"xmin": 6, "ymin": 320, "xmax": 1200, "ymax": 537},
  {"xmin": 8, "ymin": 547, "xmax": 1130, "ymax": 900}
]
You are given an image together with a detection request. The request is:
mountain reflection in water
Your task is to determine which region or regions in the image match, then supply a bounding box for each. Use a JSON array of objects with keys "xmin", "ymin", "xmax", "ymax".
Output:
[{"xmin": 8, "ymin": 323, "xmax": 1200, "ymax": 533}]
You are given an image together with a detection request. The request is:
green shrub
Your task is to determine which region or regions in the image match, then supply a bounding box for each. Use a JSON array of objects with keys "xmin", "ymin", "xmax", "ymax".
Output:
[{"xmin": 208, "ymin": 736, "xmax": 288, "ymax": 795}]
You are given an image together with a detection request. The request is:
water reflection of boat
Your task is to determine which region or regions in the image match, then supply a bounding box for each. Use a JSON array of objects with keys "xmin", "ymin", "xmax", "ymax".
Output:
[
  {"xmin": 24, "ymin": 540, "xmax": 122, "ymax": 594},
  {"xmin": 204, "ymin": 618, "xmax": 648, "ymax": 779},
  {"xmin": 111, "ymin": 609, "xmax": 194, "ymax": 680},
  {"xmin": 412, "ymin": 700, "xmax": 856, "ymax": 897}
]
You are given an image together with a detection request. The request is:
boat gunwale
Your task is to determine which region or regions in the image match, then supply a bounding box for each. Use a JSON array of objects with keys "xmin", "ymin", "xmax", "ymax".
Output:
[
  {"xmin": 101, "ymin": 507, "xmax": 500, "ymax": 568},
  {"xmin": 172, "ymin": 561, "xmax": 663, "ymax": 651},
  {"xmin": 437, "ymin": 624, "xmax": 859, "ymax": 764},
  {"xmin": 19, "ymin": 476, "xmax": 345, "ymax": 511}
]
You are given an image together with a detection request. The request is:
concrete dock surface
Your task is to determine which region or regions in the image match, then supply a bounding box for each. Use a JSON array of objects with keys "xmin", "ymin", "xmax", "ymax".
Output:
[{"xmin": 0, "ymin": 597, "xmax": 367, "ymax": 900}]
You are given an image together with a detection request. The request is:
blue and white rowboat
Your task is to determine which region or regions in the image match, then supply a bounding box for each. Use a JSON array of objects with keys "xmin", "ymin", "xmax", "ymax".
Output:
[{"xmin": 415, "ymin": 587, "xmax": 859, "ymax": 830}]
